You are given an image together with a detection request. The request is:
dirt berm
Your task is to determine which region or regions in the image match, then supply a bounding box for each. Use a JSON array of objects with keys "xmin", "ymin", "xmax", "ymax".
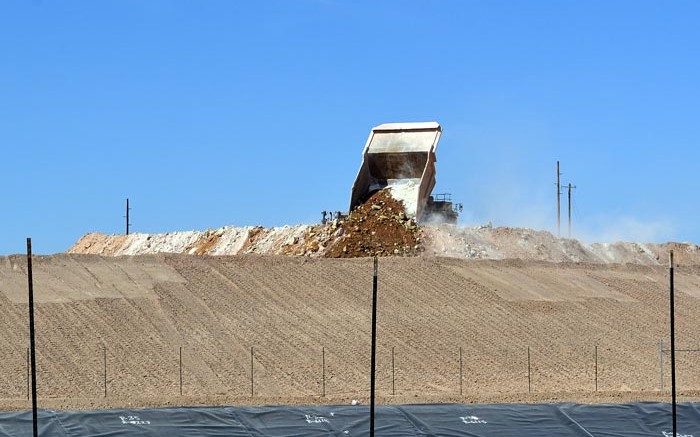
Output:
[{"xmin": 1, "ymin": 254, "xmax": 700, "ymax": 410}]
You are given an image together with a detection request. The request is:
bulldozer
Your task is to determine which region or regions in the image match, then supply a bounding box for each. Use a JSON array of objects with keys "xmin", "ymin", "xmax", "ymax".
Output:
[{"xmin": 349, "ymin": 122, "xmax": 461, "ymax": 224}]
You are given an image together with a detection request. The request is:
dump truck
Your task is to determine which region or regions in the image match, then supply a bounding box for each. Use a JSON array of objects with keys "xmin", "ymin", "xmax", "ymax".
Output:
[{"xmin": 349, "ymin": 121, "xmax": 460, "ymax": 224}]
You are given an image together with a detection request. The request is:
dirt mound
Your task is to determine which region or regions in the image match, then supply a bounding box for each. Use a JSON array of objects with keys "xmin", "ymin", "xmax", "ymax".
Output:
[
  {"xmin": 69, "ymin": 224, "xmax": 700, "ymax": 266},
  {"xmin": 3, "ymin": 254, "xmax": 700, "ymax": 411},
  {"xmin": 68, "ymin": 208, "xmax": 700, "ymax": 265},
  {"xmin": 424, "ymin": 224, "xmax": 700, "ymax": 266},
  {"xmin": 325, "ymin": 189, "xmax": 423, "ymax": 258},
  {"xmin": 69, "ymin": 189, "xmax": 424, "ymax": 260}
]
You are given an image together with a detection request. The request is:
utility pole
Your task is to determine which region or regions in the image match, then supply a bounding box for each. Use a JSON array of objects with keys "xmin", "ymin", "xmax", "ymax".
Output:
[
  {"xmin": 556, "ymin": 161, "xmax": 562, "ymax": 237},
  {"xmin": 125, "ymin": 198, "xmax": 131, "ymax": 235},
  {"xmin": 567, "ymin": 183, "xmax": 576, "ymax": 238}
]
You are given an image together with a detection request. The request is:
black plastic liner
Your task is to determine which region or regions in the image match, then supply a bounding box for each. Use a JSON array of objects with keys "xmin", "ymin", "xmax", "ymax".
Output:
[{"xmin": 1, "ymin": 402, "xmax": 699, "ymax": 436}]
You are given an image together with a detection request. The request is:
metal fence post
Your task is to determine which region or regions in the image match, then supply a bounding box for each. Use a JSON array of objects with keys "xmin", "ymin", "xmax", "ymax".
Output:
[
  {"xmin": 322, "ymin": 347, "xmax": 325, "ymax": 397},
  {"xmin": 103, "ymin": 345, "xmax": 107, "ymax": 398},
  {"xmin": 659, "ymin": 339, "xmax": 664, "ymax": 391},
  {"xmin": 594, "ymin": 345, "xmax": 598, "ymax": 392},
  {"xmin": 391, "ymin": 347, "xmax": 395, "ymax": 396},
  {"xmin": 250, "ymin": 346, "xmax": 254, "ymax": 397},
  {"xmin": 459, "ymin": 346, "xmax": 463, "ymax": 396},
  {"xmin": 26, "ymin": 348, "xmax": 30, "ymax": 400},
  {"xmin": 26, "ymin": 238, "xmax": 38, "ymax": 437},
  {"xmin": 527, "ymin": 346, "xmax": 531, "ymax": 393},
  {"xmin": 370, "ymin": 257, "xmax": 378, "ymax": 437},
  {"xmin": 179, "ymin": 346, "xmax": 183, "ymax": 396}
]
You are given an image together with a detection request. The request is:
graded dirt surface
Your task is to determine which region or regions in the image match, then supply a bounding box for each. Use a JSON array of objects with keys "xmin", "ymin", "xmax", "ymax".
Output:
[{"xmin": 2, "ymin": 254, "xmax": 700, "ymax": 410}]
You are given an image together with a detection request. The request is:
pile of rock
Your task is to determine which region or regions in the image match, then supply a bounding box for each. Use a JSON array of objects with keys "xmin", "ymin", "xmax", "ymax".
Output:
[
  {"xmin": 277, "ymin": 223, "xmax": 341, "ymax": 256},
  {"xmin": 325, "ymin": 189, "xmax": 423, "ymax": 258}
]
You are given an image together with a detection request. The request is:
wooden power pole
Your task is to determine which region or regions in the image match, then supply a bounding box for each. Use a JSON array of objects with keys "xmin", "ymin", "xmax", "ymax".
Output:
[{"xmin": 125, "ymin": 198, "xmax": 131, "ymax": 235}]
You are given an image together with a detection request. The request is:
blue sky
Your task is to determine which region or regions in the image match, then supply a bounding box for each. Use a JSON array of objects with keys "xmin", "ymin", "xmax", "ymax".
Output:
[{"xmin": 2, "ymin": 1, "xmax": 699, "ymax": 255}]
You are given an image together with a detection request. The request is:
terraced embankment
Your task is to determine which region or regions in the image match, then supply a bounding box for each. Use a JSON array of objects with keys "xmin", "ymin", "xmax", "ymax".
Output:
[{"xmin": 1, "ymin": 254, "xmax": 700, "ymax": 410}]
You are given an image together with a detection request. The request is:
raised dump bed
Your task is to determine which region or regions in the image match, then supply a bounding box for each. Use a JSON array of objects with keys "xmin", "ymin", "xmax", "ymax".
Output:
[{"xmin": 349, "ymin": 122, "xmax": 442, "ymax": 222}]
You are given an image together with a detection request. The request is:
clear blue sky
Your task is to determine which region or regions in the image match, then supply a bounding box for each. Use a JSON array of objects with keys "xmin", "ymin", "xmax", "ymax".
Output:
[{"xmin": 2, "ymin": 1, "xmax": 699, "ymax": 255}]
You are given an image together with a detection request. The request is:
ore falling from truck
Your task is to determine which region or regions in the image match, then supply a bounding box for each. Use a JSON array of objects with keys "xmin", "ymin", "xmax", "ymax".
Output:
[{"xmin": 349, "ymin": 122, "xmax": 461, "ymax": 225}]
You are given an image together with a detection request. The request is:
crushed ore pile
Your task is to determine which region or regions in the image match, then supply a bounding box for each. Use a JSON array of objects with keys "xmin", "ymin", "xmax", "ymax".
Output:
[
  {"xmin": 324, "ymin": 189, "xmax": 423, "ymax": 258},
  {"xmin": 70, "ymin": 188, "xmax": 420, "ymax": 259},
  {"xmin": 69, "ymin": 195, "xmax": 700, "ymax": 265}
]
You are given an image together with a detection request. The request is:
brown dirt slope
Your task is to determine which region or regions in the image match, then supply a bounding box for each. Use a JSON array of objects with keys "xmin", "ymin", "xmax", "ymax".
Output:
[{"xmin": 1, "ymin": 254, "xmax": 700, "ymax": 410}]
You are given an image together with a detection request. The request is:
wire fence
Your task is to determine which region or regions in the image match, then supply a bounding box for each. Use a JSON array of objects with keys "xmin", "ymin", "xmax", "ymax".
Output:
[{"xmin": 2, "ymin": 341, "xmax": 698, "ymax": 401}]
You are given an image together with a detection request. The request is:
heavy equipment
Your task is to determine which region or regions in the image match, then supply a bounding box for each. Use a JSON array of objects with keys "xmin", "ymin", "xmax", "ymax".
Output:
[{"xmin": 349, "ymin": 122, "xmax": 460, "ymax": 224}]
